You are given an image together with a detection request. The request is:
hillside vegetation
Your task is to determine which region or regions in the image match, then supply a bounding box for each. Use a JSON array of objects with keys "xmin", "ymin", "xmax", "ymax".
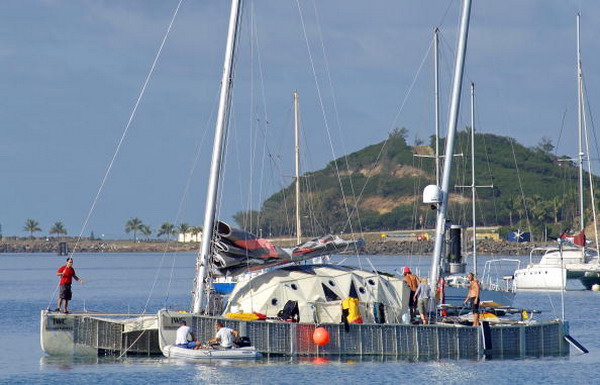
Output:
[{"xmin": 234, "ymin": 129, "xmax": 598, "ymax": 241}]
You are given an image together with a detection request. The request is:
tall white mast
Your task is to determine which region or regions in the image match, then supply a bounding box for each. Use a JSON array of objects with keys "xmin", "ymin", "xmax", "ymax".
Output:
[
  {"xmin": 434, "ymin": 28, "xmax": 441, "ymax": 187},
  {"xmin": 193, "ymin": 0, "xmax": 242, "ymax": 313},
  {"xmin": 294, "ymin": 91, "xmax": 302, "ymax": 245},
  {"xmin": 429, "ymin": 0, "xmax": 472, "ymax": 289},
  {"xmin": 576, "ymin": 13, "xmax": 585, "ymax": 234},
  {"xmin": 470, "ymin": 83, "xmax": 477, "ymax": 274}
]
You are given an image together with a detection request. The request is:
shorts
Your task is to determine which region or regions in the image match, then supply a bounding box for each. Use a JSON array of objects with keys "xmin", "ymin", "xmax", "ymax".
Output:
[
  {"xmin": 408, "ymin": 290, "xmax": 416, "ymax": 308},
  {"xmin": 177, "ymin": 341, "xmax": 197, "ymax": 349},
  {"xmin": 468, "ymin": 297, "xmax": 480, "ymax": 313},
  {"xmin": 59, "ymin": 284, "xmax": 72, "ymax": 301},
  {"xmin": 417, "ymin": 297, "xmax": 429, "ymax": 315}
]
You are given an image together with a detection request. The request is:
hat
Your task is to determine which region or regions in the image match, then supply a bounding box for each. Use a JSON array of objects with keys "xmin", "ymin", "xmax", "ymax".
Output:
[{"xmin": 403, "ymin": 266, "xmax": 411, "ymax": 274}]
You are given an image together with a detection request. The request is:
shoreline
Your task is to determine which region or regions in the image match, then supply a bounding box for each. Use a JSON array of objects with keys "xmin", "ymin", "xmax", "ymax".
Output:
[{"xmin": 0, "ymin": 237, "xmax": 543, "ymax": 256}]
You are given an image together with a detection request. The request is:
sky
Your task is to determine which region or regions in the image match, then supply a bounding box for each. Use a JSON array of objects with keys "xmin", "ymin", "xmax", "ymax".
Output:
[{"xmin": 1, "ymin": 0, "xmax": 599, "ymax": 239}]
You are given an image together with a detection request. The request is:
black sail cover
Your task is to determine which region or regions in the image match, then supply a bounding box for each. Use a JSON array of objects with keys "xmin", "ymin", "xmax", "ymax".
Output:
[{"xmin": 210, "ymin": 222, "xmax": 364, "ymax": 277}]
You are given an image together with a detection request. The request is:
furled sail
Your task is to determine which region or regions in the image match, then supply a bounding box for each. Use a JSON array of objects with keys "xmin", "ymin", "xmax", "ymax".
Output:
[{"xmin": 210, "ymin": 222, "xmax": 364, "ymax": 277}]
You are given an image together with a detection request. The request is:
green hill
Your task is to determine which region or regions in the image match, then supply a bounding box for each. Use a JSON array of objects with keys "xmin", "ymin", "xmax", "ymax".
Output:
[{"xmin": 234, "ymin": 129, "xmax": 597, "ymax": 240}]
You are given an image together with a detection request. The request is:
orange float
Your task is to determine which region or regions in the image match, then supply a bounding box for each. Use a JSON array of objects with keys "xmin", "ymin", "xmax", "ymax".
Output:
[{"xmin": 312, "ymin": 326, "xmax": 330, "ymax": 346}]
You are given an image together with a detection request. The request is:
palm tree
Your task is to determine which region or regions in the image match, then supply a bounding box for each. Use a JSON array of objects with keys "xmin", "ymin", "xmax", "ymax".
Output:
[
  {"xmin": 157, "ymin": 222, "xmax": 175, "ymax": 240},
  {"xmin": 23, "ymin": 219, "xmax": 41, "ymax": 238},
  {"xmin": 177, "ymin": 223, "xmax": 191, "ymax": 242},
  {"xmin": 49, "ymin": 221, "xmax": 68, "ymax": 239},
  {"xmin": 190, "ymin": 226, "xmax": 203, "ymax": 242},
  {"xmin": 125, "ymin": 217, "xmax": 144, "ymax": 242},
  {"xmin": 140, "ymin": 225, "xmax": 152, "ymax": 240}
]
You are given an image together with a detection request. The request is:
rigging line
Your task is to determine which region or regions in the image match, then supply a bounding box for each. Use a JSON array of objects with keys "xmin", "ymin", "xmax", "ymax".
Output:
[
  {"xmin": 339, "ymin": 37, "xmax": 435, "ymax": 234},
  {"xmin": 246, "ymin": 1, "xmax": 257, "ymax": 233},
  {"xmin": 164, "ymin": 86, "xmax": 220, "ymax": 308},
  {"xmin": 582, "ymin": 78, "xmax": 600, "ymax": 165},
  {"xmin": 251, "ymin": 5, "xmax": 273, "ymax": 233},
  {"xmin": 509, "ymin": 137, "xmax": 534, "ymax": 238},
  {"xmin": 310, "ymin": 0, "xmax": 363, "ymax": 242},
  {"xmin": 295, "ymin": 0, "xmax": 359, "ymax": 248},
  {"xmin": 581, "ymin": 88, "xmax": 599, "ymax": 252},
  {"xmin": 68, "ymin": 0, "xmax": 184, "ymax": 258},
  {"xmin": 554, "ymin": 109, "xmax": 568, "ymax": 157},
  {"xmin": 436, "ymin": 0, "xmax": 458, "ymax": 31}
]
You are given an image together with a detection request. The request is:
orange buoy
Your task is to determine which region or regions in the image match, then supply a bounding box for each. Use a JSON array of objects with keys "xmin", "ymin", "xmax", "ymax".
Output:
[{"xmin": 313, "ymin": 327, "xmax": 330, "ymax": 346}]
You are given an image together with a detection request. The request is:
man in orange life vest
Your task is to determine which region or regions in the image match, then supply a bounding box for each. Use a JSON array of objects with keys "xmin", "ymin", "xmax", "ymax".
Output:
[{"xmin": 56, "ymin": 257, "xmax": 84, "ymax": 313}]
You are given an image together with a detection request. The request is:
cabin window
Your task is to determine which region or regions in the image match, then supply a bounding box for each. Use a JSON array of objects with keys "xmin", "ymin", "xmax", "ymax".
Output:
[
  {"xmin": 271, "ymin": 298, "xmax": 279, "ymax": 306},
  {"xmin": 290, "ymin": 283, "xmax": 298, "ymax": 290},
  {"xmin": 359, "ymin": 287, "xmax": 366, "ymax": 294},
  {"xmin": 367, "ymin": 279, "xmax": 376, "ymax": 286},
  {"xmin": 328, "ymin": 280, "xmax": 336, "ymax": 286}
]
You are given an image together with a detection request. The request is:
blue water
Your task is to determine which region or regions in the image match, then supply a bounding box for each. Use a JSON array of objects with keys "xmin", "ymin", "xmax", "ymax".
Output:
[{"xmin": 1, "ymin": 253, "xmax": 599, "ymax": 384}]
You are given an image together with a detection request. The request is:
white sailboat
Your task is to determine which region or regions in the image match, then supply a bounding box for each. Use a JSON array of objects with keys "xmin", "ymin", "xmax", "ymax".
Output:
[{"xmin": 514, "ymin": 14, "xmax": 600, "ymax": 291}]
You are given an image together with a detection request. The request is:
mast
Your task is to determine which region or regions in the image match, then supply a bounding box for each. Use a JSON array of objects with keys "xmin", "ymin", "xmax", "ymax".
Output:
[
  {"xmin": 576, "ymin": 13, "xmax": 585, "ymax": 234},
  {"xmin": 470, "ymin": 83, "xmax": 477, "ymax": 274},
  {"xmin": 294, "ymin": 91, "xmax": 302, "ymax": 245},
  {"xmin": 429, "ymin": 0, "xmax": 472, "ymax": 289},
  {"xmin": 193, "ymin": 0, "xmax": 242, "ymax": 314},
  {"xmin": 434, "ymin": 28, "xmax": 441, "ymax": 187}
]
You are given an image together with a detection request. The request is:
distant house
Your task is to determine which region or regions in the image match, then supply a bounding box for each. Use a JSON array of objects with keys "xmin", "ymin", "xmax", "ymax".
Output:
[{"xmin": 178, "ymin": 231, "xmax": 202, "ymax": 243}]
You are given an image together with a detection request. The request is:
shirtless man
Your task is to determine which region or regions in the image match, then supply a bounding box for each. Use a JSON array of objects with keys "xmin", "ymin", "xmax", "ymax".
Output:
[
  {"xmin": 402, "ymin": 267, "xmax": 419, "ymax": 321},
  {"xmin": 464, "ymin": 273, "xmax": 481, "ymax": 326}
]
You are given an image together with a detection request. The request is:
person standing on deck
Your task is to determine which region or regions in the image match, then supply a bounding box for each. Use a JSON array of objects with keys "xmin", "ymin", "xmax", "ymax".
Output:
[
  {"xmin": 55, "ymin": 257, "xmax": 84, "ymax": 314},
  {"xmin": 414, "ymin": 277, "xmax": 432, "ymax": 324},
  {"xmin": 402, "ymin": 267, "xmax": 419, "ymax": 321},
  {"xmin": 464, "ymin": 272, "xmax": 481, "ymax": 326}
]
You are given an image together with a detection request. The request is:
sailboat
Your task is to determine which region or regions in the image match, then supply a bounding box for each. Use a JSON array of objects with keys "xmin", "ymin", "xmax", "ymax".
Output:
[
  {"xmin": 41, "ymin": 0, "xmax": 570, "ymax": 359},
  {"xmin": 514, "ymin": 14, "xmax": 600, "ymax": 291}
]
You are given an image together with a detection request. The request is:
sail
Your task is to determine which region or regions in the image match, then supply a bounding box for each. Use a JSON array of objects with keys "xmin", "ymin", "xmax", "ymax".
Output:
[{"xmin": 210, "ymin": 222, "xmax": 364, "ymax": 277}]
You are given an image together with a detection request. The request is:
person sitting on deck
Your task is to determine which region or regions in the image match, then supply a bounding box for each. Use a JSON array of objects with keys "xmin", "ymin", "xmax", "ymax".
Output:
[
  {"xmin": 175, "ymin": 320, "xmax": 200, "ymax": 349},
  {"xmin": 207, "ymin": 321, "xmax": 240, "ymax": 349}
]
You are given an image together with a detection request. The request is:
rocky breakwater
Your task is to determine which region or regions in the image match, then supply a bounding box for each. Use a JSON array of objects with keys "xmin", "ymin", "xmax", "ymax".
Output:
[
  {"xmin": 0, "ymin": 238, "xmax": 198, "ymax": 253},
  {"xmin": 363, "ymin": 238, "xmax": 546, "ymax": 256}
]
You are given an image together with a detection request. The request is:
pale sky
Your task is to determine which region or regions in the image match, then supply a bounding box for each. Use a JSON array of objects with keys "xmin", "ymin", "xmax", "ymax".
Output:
[{"xmin": 1, "ymin": 0, "xmax": 598, "ymax": 238}]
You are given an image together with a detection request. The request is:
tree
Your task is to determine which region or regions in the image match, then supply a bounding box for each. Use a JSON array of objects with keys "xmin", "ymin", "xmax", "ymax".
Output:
[
  {"xmin": 125, "ymin": 217, "xmax": 144, "ymax": 242},
  {"xmin": 49, "ymin": 221, "xmax": 67, "ymax": 238},
  {"xmin": 389, "ymin": 127, "xmax": 408, "ymax": 141},
  {"xmin": 537, "ymin": 136, "xmax": 554, "ymax": 153},
  {"xmin": 140, "ymin": 225, "xmax": 152, "ymax": 240},
  {"xmin": 23, "ymin": 219, "xmax": 41, "ymax": 238},
  {"xmin": 157, "ymin": 222, "xmax": 175, "ymax": 240},
  {"xmin": 177, "ymin": 223, "xmax": 191, "ymax": 241}
]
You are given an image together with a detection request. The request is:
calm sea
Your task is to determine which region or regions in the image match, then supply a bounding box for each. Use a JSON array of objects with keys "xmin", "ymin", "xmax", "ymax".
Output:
[{"xmin": 1, "ymin": 253, "xmax": 598, "ymax": 385}]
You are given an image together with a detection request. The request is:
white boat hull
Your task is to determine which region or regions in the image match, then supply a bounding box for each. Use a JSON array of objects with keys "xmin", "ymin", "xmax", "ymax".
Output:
[
  {"xmin": 514, "ymin": 265, "xmax": 566, "ymax": 291},
  {"xmin": 162, "ymin": 345, "xmax": 262, "ymax": 360}
]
